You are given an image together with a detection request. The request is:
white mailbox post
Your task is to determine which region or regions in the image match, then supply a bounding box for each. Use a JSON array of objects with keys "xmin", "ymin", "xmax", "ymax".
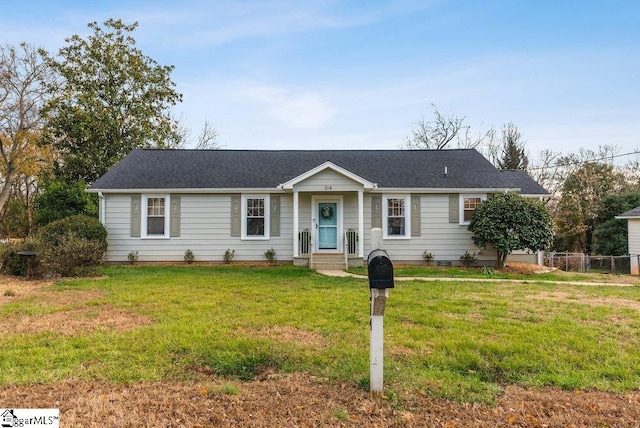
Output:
[{"xmin": 367, "ymin": 227, "xmax": 394, "ymax": 399}]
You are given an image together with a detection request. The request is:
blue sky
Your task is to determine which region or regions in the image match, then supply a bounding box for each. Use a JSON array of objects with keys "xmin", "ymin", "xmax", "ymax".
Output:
[{"xmin": 2, "ymin": 1, "xmax": 639, "ymax": 158}]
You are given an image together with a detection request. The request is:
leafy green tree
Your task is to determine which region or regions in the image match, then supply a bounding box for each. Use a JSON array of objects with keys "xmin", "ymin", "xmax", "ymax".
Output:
[
  {"xmin": 554, "ymin": 161, "xmax": 626, "ymax": 253},
  {"xmin": 497, "ymin": 122, "xmax": 528, "ymax": 170},
  {"xmin": 468, "ymin": 192, "xmax": 553, "ymax": 268},
  {"xmin": 40, "ymin": 19, "xmax": 183, "ymax": 183},
  {"xmin": 34, "ymin": 178, "xmax": 97, "ymax": 226},
  {"xmin": 593, "ymin": 191, "xmax": 640, "ymax": 255}
]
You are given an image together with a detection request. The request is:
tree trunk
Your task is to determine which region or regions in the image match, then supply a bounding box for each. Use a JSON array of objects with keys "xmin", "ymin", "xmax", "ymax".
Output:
[
  {"xmin": 0, "ymin": 169, "xmax": 14, "ymax": 217},
  {"xmin": 495, "ymin": 251, "xmax": 508, "ymax": 269}
]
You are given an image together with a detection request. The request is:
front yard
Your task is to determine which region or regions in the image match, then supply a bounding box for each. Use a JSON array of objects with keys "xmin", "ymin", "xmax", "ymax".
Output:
[{"xmin": 2, "ymin": 265, "xmax": 640, "ymax": 426}]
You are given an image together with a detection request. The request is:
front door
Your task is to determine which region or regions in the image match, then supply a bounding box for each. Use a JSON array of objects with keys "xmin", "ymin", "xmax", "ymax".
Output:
[{"xmin": 317, "ymin": 202, "xmax": 338, "ymax": 251}]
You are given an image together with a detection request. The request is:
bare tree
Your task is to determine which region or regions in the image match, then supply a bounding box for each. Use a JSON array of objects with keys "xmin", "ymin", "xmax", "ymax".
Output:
[
  {"xmin": 403, "ymin": 104, "xmax": 495, "ymax": 151},
  {"xmin": 0, "ymin": 43, "xmax": 56, "ymax": 215},
  {"xmin": 194, "ymin": 120, "xmax": 221, "ymax": 150},
  {"xmin": 403, "ymin": 104, "xmax": 467, "ymax": 150}
]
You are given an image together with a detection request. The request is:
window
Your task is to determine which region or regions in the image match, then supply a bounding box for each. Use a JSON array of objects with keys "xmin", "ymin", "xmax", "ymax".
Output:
[
  {"xmin": 383, "ymin": 195, "xmax": 410, "ymax": 238},
  {"xmin": 460, "ymin": 194, "xmax": 486, "ymax": 224},
  {"xmin": 142, "ymin": 195, "xmax": 170, "ymax": 238},
  {"xmin": 242, "ymin": 195, "xmax": 270, "ymax": 239}
]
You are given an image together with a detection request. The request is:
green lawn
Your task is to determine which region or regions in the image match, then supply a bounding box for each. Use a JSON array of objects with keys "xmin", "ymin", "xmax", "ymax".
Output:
[
  {"xmin": 349, "ymin": 264, "xmax": 639, "ymax": 283},
  {"xmin": 2, "ymin": 265, "xmax": 640, "ymax": 403}
]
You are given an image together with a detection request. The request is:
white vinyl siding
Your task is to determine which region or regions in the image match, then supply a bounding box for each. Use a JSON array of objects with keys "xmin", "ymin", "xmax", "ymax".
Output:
[
  {"xmin": 104, "ymin": 194, "xmax": 291, "ymax": 262},
  {"xmin": 629, "ymin": 219, "xmax": 640, "ymax": 275},
  {"xmin": 628, "ymin": 219, "xmax": 640, "ymax": 255},
  {"xmin": 293, "ymin": 169, "xmax": 363, "ymax": 192},
  {"xmin": 362, "ymin": 194, "xmax": 496, "ymax": 263},
  {"xmin": 103, "ymin": 192, "xmax": 511, "ymax": 265}
]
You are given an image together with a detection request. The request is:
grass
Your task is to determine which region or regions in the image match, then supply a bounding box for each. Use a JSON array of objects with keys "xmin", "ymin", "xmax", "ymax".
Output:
[
  {"xmin": 2, "ymin": 264, "xmax": 640, "ymax": 403},
  {"xmin": 347, "ymin": 264, "xmax": 638, "ymax": 283}
]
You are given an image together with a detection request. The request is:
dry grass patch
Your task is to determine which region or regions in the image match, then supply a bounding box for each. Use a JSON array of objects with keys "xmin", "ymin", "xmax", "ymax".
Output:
[
  {"xmin": 0, "ymin": 275, "xmax": 55, "ymax": 303},
  {"xmin": 0, "ymin": 305, "xmax": 153, "ymax": 335},
  {"xmin": 528, "ymin": 291, "xmax": 640, "ymax": 312},
  {"xmin": 1, "ymin": 274, "xmax": 152, "ymax": 335},
  {"xmin": 244, "ymin": 326, "xmax": 328, "ymax": 348},
  {"xmin": 2, "ymin": 374, "xmax": 640, "ymax": 427}
]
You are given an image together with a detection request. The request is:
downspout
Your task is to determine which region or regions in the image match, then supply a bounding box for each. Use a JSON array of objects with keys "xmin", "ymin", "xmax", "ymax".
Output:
[{"xmin": 98, "ymin": 192, "xmax": 106, "ymax": 226}]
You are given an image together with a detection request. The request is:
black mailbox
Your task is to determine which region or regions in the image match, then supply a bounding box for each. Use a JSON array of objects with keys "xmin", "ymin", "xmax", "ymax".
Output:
[{"xmin": 367, "ymin": 249, "xmax": 394, "ymax": 289}]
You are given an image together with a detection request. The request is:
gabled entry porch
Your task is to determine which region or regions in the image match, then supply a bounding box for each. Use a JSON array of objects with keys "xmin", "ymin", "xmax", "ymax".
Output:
[{"xmin": 277, "ymin": 161, "xmax": 375, "ymax": 270}]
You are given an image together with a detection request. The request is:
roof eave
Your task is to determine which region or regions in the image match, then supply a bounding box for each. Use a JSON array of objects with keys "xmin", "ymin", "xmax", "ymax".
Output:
[{"xmin": 87, "ymin": 187, "xmax": 286, "ymax": 194}]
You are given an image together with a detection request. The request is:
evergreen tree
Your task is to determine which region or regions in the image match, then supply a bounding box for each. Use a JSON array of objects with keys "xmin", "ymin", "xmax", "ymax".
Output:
[{"xmin": 40, "ymin": 19, "xmax": 183, "ymax": 183}]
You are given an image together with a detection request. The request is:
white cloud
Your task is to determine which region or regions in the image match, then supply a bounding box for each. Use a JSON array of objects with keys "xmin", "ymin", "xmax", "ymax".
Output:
[{"xmin": 236, "ymin": 83, "xmax": 336, "ymax": 130}]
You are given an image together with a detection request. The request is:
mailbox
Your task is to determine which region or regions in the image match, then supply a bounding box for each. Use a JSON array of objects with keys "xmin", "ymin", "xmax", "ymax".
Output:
[{"xmin": 367, "ymin": 249, "xmax": 394, "ymax": 289}]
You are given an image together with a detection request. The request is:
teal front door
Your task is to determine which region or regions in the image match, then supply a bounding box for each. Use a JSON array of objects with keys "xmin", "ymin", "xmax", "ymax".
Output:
[{"xmin": 318, "ymin": 202, "xmax": 338, "ymax": 250}]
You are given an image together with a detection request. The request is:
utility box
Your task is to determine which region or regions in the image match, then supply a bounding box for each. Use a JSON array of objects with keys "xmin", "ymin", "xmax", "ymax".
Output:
[{"xmin": 367, "ymin": 249, "xmax": 394, "ymax": 289}]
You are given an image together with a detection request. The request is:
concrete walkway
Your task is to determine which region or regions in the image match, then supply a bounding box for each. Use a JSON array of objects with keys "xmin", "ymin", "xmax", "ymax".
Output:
[{"xmin": 316, "ymin": 270, "xmax": 639, "ymax": 287}]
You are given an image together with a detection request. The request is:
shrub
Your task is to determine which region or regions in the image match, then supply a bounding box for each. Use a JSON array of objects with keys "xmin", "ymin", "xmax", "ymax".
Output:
[
  {"xmin": 128, "ymin": 250, "xmax": 139, "ymax": 264},
  {"xmin": 460, "ymin": 251, "xmax": 478, "ymax": 267},
  {"xmin": 224, "ymin": 249, "xmax": 235, "ymax": 263},
  {"xmin": 36, "ymin": 215, "xmax": 108, "ymax": 277},
  {"xmin": 481, "ymin": 266, "xmax": 496, "ymax": 275},
  {"xmin": 264, "ymin": 248, "xmax": 277, "ymax": 264},
  {"xmin": 40, "ymin": 215, "xmax": 107, "ymax": 252},
  {"xmin": 184, "ymin": 249, "xmax": 195, "ymax": 264},
  {"xmin": 38, "ymin": 233, "xmax": 105, "ymax": 277},
  {"xmin": 0, "ymin": 237, "xmax": 41, "ymax": 276},
  {"xmin": 422, "ymin": 251, "xmax": 434, "ymax": 265},
  {"xmin": 0, "ymin": 199, "xmax": 29, "ymax": 239}
]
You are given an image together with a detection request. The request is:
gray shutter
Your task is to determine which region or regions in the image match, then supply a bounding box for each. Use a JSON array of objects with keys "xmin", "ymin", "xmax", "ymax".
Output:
[
  {"xmin": 130, "ymin": 195, "xmax": 141, "ymax": 237},
  {"xmin": 230, "ymin": 194, "xmax": 241, "ymax": 237},
  {"xmin": 170, "ymin": 195, "xmax": 181, "ymax": 237},
  {"xmin": 270, "ymin": 195, "xmax": 280, "ymax": 237},
  {"xmin": 449, "ymin": 194, "xmax": 459, "ymax": 223},
  {"xmin": 411, "ymin": 195, "xmax": 421, "ymax": 236},
  {"xmin": 372, "ymin": 195, "xmax": 382, "ymax": 229}
]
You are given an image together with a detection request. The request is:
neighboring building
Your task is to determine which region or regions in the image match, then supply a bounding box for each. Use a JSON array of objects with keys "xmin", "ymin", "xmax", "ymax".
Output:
[
  {"xmin": 88, "ymin": 149, "xmax": 549, "ymax": 269},
  {"xmin": 615, "ymin": 206, "xmax": 640, "ymax": 275}
]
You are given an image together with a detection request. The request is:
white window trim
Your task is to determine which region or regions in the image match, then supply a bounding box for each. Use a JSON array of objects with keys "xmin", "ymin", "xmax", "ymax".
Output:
[
  {"xmin": 459, "ymin": 194, "xmax": 486, "ymax": 225},
  {"xmin": 242, "ymin": 194, "xmax": 270, "ymax": 240},
  {"xmin": 142, "ymin": 194, "xmax": 170, "ymax": 239},
  {"xmin": 382, "ymin": 194, "xmax": 410, "ymax": 239}
]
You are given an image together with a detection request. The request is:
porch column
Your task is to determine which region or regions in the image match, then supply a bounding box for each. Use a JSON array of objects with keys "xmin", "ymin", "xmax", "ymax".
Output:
[
  {"xmin": 358, "ymin": 189, "xmax": 364, "ymax": 257},
  {"xmin": 293, "ymin": 190, "xmax": 299, "ymax": 257}
]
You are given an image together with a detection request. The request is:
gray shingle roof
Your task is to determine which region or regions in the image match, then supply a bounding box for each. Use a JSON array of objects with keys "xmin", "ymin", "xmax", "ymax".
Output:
[
  {"xmin": 618, "ymin": 206, "xmax": 640, "ymax": 218},
  {"xmin": 500, "ymin": 170, "xmax": 549, "ymax": 195},
  {"xmin": 90, "ymin": 149, "xmax": 548, "ymax": 194}
]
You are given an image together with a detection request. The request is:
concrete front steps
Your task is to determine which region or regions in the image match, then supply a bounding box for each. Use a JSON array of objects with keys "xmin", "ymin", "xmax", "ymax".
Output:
[{"xmin": 294, "ymin": 253, "xmax": 364, "ymax": 270}]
